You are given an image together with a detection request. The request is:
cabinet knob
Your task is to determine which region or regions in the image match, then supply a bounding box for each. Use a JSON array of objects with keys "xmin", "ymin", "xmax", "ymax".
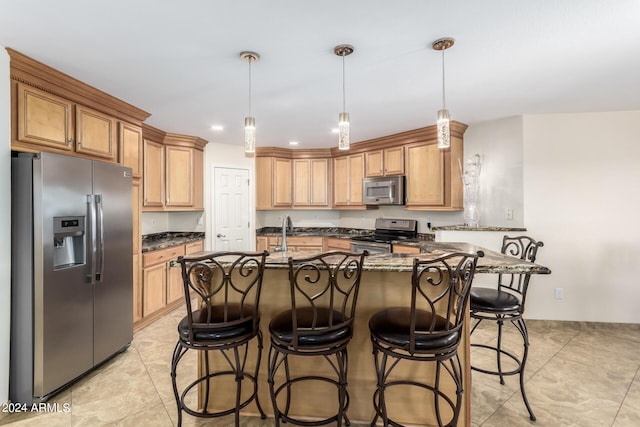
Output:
[{"xmin": 217, "ymin": 233, "xmax": 226, "ymax": 238}]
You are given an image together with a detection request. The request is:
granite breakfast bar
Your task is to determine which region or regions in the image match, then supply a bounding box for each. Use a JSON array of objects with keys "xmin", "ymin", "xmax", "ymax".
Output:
[{"xmin": 194, "ymin": 242, "xmax": 550, "ymax": 426}]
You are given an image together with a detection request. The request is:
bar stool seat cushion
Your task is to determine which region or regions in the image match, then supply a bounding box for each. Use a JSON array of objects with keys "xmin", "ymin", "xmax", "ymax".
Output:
[
  {"xmin": 270, "ymin": 307, "xmax": 350, "ymax": 347},
  {"xmin": 369, "ymin": 307, "xmax": 457, "ymax": 351},
  {"xmin": 470, "ymin": 288, "xmax": 521, "ymax": 312},
  {"xmin": 178, "ymin": 303, "xmax": 257, "ymax": 342}
]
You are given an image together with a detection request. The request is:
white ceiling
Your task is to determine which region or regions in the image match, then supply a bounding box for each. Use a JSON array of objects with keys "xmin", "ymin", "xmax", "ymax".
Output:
[{"xmin": 2, "ymin": 0, "xmax": 639, "ymax": 149}]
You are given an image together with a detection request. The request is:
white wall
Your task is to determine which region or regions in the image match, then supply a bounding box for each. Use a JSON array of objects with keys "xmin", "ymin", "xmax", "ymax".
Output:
[
  {"xmin": 204, "ymin": 141, "xmax": 256, "ymax": 250},
  {"xmin": 463, "ymin": 116, "xmax": 525, "ymax": 227},
  {"xmin": 1, "ymin": 46, "xmax": 11, "ymax": 405},
  {"xmin": 523, "ymin": 112, "xmax": 640, "ymax": 323}
]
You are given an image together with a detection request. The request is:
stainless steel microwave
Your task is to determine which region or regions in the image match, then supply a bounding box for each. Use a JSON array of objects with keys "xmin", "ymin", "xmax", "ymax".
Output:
[{"xmin": 362, "ymin": 176, "xmax": 405, "ymax": 205}]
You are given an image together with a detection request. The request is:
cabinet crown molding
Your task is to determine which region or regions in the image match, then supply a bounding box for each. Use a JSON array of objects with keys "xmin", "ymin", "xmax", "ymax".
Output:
[{"xmin": 7, "ymin": 48, "xmax": 151, "ymax": 125}]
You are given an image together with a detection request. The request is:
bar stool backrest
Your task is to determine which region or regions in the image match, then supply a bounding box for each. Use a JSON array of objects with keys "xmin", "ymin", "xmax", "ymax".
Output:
[
  {"xmin": 287, "ymin": 251, "xmax": 367, "ymax": 350},
  {"xmin": 177, "ymin": 251, "xmax": 268, "ymax": 343},
  {"xmin": 498, "ymin": 236, "xmax": 544, "ymax": 313},
  {"xmin": 410, "ymin": 251, "xmax": 483, "ymax": 354}
]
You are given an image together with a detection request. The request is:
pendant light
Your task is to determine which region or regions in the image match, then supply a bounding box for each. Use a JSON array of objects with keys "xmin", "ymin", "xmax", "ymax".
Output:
[
  {"xmin": 432, "ymin": 38, "xmax": 454, "ymax": 149},
  {"xmin": 334, "ymin": 44, "xmax": 354, "ymax": 150},
  {"xmin": 241, "ymin": 51, "xmax": 260, "ymax": 154}
]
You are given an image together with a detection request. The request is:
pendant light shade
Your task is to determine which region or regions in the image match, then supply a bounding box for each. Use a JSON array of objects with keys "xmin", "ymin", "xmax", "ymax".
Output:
[
  {"xmin": 241, "ymin": 51, "xmax": 259, "ymax": 154},
  {"xmin": 335, "ymin": 44, "xmax": 354, "ymax": 151},
  {"xmin": 432, "ymin": 38, "xmax": 454, "ymax": 149}
]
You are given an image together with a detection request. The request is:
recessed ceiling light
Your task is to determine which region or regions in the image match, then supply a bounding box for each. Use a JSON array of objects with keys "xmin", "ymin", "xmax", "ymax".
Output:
[
  {"xmin": 210, "ymin": 125, "xmax": 224, "ymax": 131},
  {"xmin": 289, "ymin": 141, "xmax": 299, "ymax": 146}
]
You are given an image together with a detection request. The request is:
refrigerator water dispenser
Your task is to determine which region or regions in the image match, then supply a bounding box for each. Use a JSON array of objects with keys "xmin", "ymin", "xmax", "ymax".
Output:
[{"xmin": 53, "ymin": 216, "xmax": 85, "ymax": 269}]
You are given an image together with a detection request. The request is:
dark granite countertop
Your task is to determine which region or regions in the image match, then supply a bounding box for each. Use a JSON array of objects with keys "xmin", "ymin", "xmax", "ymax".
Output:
[
  {"xmin": 191, "ymin": 242, "xmax": 550, "ymax": 275},
  {"xmin": 432, "ymin": 225, "xmax": 527, "ymax": 232},
  {"xmin": 142, "ymin": 232, "xmax": 205, "ymax": 253}
]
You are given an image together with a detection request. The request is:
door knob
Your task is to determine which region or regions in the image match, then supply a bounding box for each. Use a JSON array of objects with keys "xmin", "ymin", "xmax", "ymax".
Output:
[{"xmin": 217, "ymin": 233, "xmax": 226, "ymax": 238}]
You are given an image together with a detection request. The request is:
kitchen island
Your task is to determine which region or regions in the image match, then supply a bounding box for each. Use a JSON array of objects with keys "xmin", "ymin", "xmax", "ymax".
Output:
[{"xmin": 193, "ymin": 243, "xmax": 550, "ymax": 426}]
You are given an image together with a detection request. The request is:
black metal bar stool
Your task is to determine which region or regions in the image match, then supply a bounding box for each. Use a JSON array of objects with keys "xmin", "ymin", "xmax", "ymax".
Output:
[
  {"xmin": 267, "ymin": 251, "xmax": 367, "ymax": 427},
  {"xmin": 171, "ymin": 251, "xmax": 268, "ymax": 427},
  {"xmin": 469, "ymin": 235, "xmax": 543, "ymax": 421},
  {"xmin": 369, "ymin": 251, "xmax": 483, "ymax": 427}
]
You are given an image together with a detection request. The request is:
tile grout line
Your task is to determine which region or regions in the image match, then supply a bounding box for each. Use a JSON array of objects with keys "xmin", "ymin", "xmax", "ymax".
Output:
[
  {"xmin": 477, "ymin": 325, "xmax": 582, "ymax": 426},
  {"xmin": 610, "ymin": 363, "xmax": 640, "ymax": 427}
]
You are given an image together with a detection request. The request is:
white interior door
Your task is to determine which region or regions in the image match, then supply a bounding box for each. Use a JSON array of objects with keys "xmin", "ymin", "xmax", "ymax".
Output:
[{"xmin": 213, "ymin": 167, "xmax": 250, "ymax": 251}]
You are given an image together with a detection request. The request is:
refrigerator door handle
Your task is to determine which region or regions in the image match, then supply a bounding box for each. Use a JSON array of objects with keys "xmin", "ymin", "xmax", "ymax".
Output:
[
  {"xmin": 87, "ymin": 194, "xmax": 96, "ymax": 284},
  {"xmin": 95, "ymin": 194, "xmax": 105, "ymax": 282}
]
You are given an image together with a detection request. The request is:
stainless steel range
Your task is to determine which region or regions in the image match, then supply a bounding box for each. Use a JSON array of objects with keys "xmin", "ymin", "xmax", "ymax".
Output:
[{"xmin": 350, "ymin": 218, "xmax": 418, "ymax": 254}]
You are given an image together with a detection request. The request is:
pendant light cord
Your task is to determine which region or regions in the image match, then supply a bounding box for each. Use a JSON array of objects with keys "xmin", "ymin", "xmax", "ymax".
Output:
[
  {"xmin": 342, "ymin": 53, "xmax": 346, "ymax": 112},
  {"xmin": 248, "ymin": 56, "xmax": 253, "ymax": 116},
  {"xmin": 441, "ymin": 48, "xmax": 446, "ymax": 109}
]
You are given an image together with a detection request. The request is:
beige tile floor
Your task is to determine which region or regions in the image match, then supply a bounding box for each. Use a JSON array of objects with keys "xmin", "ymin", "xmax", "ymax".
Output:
[{"xmin": 2, "ymin": 305, "xmax": 639, "ymax": 427}]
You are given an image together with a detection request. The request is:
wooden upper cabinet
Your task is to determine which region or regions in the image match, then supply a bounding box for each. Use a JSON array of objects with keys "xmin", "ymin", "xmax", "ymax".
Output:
[
  {"xmin": 293, "ymin": 158, "xmax": 329, "ymax": 207},
  {"xmin": 364, "ymin": 147, "xmax": 404, "ymax": 177},
  {"xmin": 348, "ymin": 153, "xmax": 364, "ymax": 206},
  {"xmin": 273, "ymin": 158, "xmax": 292, "ymax": 207},
  {"xmin": 256, "ymin": 157, "xmax": 274, "ymax": 210},
  {"xmin": 405, "ymin": 142, "xmax": 444, "ymax": 207},
  {"xmin": 74, "ymin": 105, "xmax": 116, "ymax": 160},
  {"xmin": 143, "ymin": 138, "xmax": 165, "ymax": 208},
  {"xmin": 165, "ymin": 145, "xmax": 193, "ymax": 207},
  {"xmin": 10, "ymin": 49, "xmax": 150, "ymax": 162},
  {"xmin": 333, "ymin": 153, "xmax": 364, "ymax": 207},
  {"xmin": 16, "ymin": 84, "xmax": 116, "ymax": 161},
  {"xmin": 192, "ymin": 148, "xmax": 204, "ymax": 210},
  {"xmin": 16, "ymin": 83, "xmax": 73, "ymax": 151},
  {"xmin": 119, "ymin": 122, "xmax": 143, "ymax": 177}
]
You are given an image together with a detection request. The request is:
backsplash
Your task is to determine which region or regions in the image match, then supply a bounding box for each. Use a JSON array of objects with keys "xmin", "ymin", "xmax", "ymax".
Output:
[{"xmin": 141, "ymin": 211, "xmax": 205, "ymax": 235}]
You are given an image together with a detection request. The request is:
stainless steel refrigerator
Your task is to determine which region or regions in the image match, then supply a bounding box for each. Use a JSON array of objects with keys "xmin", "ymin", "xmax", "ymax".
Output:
[{"xmin": 10, "ymin": 152, "xmax": 133, "ymax": 404}]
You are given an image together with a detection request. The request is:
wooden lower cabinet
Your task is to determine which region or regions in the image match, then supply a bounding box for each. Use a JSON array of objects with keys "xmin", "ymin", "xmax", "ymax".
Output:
[
  {"xmin": 256, "ymin": 236, "xmax": 268, "ymax": 252},
  {"xmin": 142, "ymin": 262, "xmax": 167, "ymax": 316},
  {"xmin": 392, "ymin": 244, "xmax": 421, "ymax": 254},
  {"xmin": 264, "ymin": 235, "xmax": 324, "ymax": 254},
  {"xmin": 135, "ymin": 240, "xmax": 203, "ymax": 331},
  {"xmin": 325, "ymin": 237, "xmax": 351, "ymax": 251}
]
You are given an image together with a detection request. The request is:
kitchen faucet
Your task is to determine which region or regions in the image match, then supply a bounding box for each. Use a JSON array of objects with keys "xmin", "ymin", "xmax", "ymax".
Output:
[{"xmin": 274, "ymin": 216, "xmax": 293, "ymax": 252}]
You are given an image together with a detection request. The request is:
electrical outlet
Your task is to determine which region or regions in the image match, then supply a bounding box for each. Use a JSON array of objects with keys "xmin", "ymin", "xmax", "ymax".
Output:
[
  {"xmin": 504, "ymin": 208, "xmax": 513, "ymax": 220},
  {"xmin": 555, "ymin": 287, "xmax": 564, "ymax": 300}
]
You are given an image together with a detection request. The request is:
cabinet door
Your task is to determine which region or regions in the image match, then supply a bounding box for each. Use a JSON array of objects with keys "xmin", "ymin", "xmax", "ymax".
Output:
[
  {"xmin": 185, "ymin": 240, "xmax": 204, "ymax": 254},
  {"xmin": 364, "ymin": 150, "xmax": 384, "ymax": 177},
  {"xmin": 256, "ymin": 236, "xmax": 268, "ymax": 252},
  {"xmin": 310, "ymin": 159, "xmax": 329, "ymax": 206},
  {"xmin": 384, "ymin": 146, "xmax": 405, "ymax": 176},
  {"xmin": 325, "ymin": 237, "xmax": 351, "ymax": 251},
  {"xmin": 192, "ymin": 148, "xmax": 204, "ymax": 209},
  {"xmin": 273, "ymin": 158, "xmax": 292, "ymax": 207},
  {"xmin": 133, "ymin": 253, "xmax": 142, "ymax": 323},
  {"xmin": 333, "ymin": 156, "xmax": 349, "ymax": 206},
  {"xmin": 75, "ymin": 105, "xmax": 116, "ymax": 160},
  {"xmin": 166, "ymin": 262, "xmax": 184, "ymax": 304},
  {"xmin": 406, "ymin": 143, "xmax": 444, "ymax": 206},
  {"xmin": 119, "ymin": 122, "xmax": 143, "ymax": 177},
  {"xmin": 16, "ymin": 83, "xmax": 73, "ymax": 151},
  {"xmin": 143, "ymin": 139, "xmax": 165, "ymax": 208},
  {"xmin": 142, "ymin": 263, "xmax": 167, "ymax": 316},
  {"xmin": 348, "ymin": 154, "xmax": 364, "ymax": 205},
  {"xmin": 255, "ymin": 157, "xmax": 273, "ymax": 210},
  {"xmin": 293, "ymin": 159, "xmax": 310, "ymax": 205},
  {"xmin": 166, "ymin": 146, "xmax": 193, "ymax": 207}
]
